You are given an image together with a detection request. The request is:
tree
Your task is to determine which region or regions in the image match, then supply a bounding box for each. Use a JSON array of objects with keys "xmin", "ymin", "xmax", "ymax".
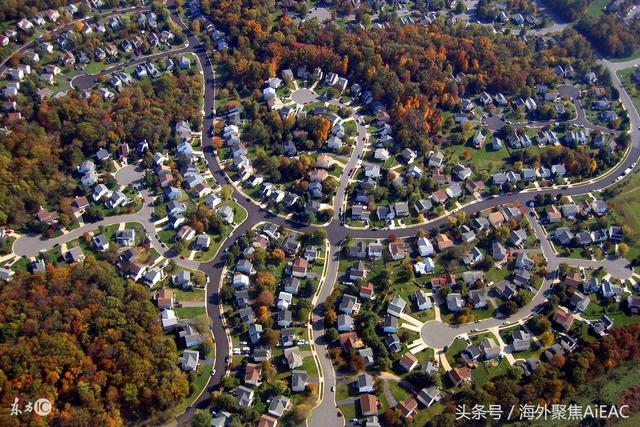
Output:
[
  {"xmin": 220, "ymin": 185, "xmax": 234, "ymax": 201},
  {"xmin": 255, "ymin": 290, "xmax": 275, "ymax": 306},
  {"xmin": 256, "ymin": 271, "xmax": 276, "ymax": 289},
  {"xmin": 540, "ymin": 331, "xmax": 555, "ymax": 346},
  {"xmin": 263, "ymin": 328, "xmax": 280, "ymax": 346},
  {"xmin": 192, "ymin": 410, "xmax": 212, "ymax": 427},
  {"xmin": 291, "ymin": 404, "xmax": 312, "ymax": 423},
  {"xmin": 269, "ymin": 248, "xmax": 285, "ymax": 264}
]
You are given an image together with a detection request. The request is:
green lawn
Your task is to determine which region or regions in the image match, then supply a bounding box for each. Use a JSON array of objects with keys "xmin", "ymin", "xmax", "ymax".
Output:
[
  {"xmin": 84, "ymin": 61, "xmax": 110, "ymax": 75},
  {"xmin": 388, "ymin": 380, "xmax": 411, "ymax": 401},
  {"xmin": 219, "ymin": 200, "xmax": 248, "ymax": 224},
  {"xmin": 338, "ymin": 402, "xmax": 356, "ymax": 419},
  {"xmin": 173, "ymin": 288, "xmax": 206, "ymax": 302},
  {"xmin": 444, "ymin": 337, "xmax": 468, "ymax": 367},
  {"xmin": 175, "ymin": 307, "xmax": 206, "ymax": 319},
  {"xmin": 586, "ymin": 0, "xmax": 609, "ymax": 16},
  {"xmin": 607, "ymin": 166, "xmax": 640, "ymax": 260},
  {"xmin": 470, "ymin": 357, "xmax": 512, "ymax": 386},
  {"xmin": 618, "ymin": 67, "xmax": 640, "ymax": 118},
  {"xmin": 173, "ymin": 363, "xmax": 213, "ymax": 414}
]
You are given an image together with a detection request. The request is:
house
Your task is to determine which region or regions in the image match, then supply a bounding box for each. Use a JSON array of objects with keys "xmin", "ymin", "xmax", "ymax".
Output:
[
  {"xmin": 446, "ymin": 293, "xmax": 463, "ymax": 312},
  {"xmin": 462, "ymin": 247, "xmax": 482, "ymax": 266},
  {"xmin": 291, "ymin": 257, "xmax": 308, "ymax": 278},
  {"xmin": 417, "ymin": 387, "xmax": 441, "ymax": 408},
  {"xmin": 628, "ymin": 295, "xmax": 640, "ymax": 314},
  {"xmin": 490, "ymin": 241, "xmax": 507, "ymax": 262},
  {"xmin": 349, "ymin": 261, "xmax": 367, "ymax": 282},
  {"xmin": 591, "ymin": 315, "xmax": 614, "ymax": 336},
  {"xmin": 515, "ymin": 252, "xmax": 535, "ymax": 270},
  {"xmin": 143, "ymin": 268, "xmax": 163, "ymax": 287},
  {"xmin": 248, "ymin": 323, "xmax": 262, "ymax": 344},
  {"xmin": 448, "ymin": 367, "xmax": 471, "ymax": 386},
  {"xmin": 360, "ymin": 282, "xmax": 375, "ymax": 300},
  {"xmin": 546, "ymin": 205, "xmax": 562, "ymax": 223},
  {"xmin": 340, "ymin": 332, "xmax": 364, "ymax": 351},
  {"xmin": 552, "ymin": 164, "xmax": 566, "ymax": 176},
  {"xmin": 65, "ymin": 246, "xmax": 85, "ymax": 264},
  {"xmin": 277, "ymin": 309, "xmax": 293, "ymax": 328},
  {"xmin": 338, "ymin": 314, "xmax": 354, "ymax": 332},
  {"xmin": 413, "ymin": 290, "xmax": 432, "ymax": 310},
  {"xmin": 601, "ymin": 280, "xmax": 622, "ymax": 298},
  {"xmin": 340, "ymin": 294, "xmax": 360, "ymax": 315},
  {"xmin": 154, "ymin": 289, "xmax": 174, "ymax": 310},
  {"xmin": 233, "ymin": 273, "xmax": 250, "ymax": 289},
  {"xmin": 239, "ymin": 308, "xmax": 255, "ymax": 325},
  {"xmin": 359, "ymin": 348, "xmax": 375, "ymax": 367},
  {"xmin": 435, "ymin": 233, "xmax": 453, "ymax": 251},
  {"xmin": 510, "ymin": 229, "xmax": 528, "ymax": 247},
  {"xmin": 387, "ymin": 295, "xmax": 407, "ymax": 317},
  {"xmin": 496, "ymin": 280, "xmax": 518, "ymax": 300},
  {"xmin": 401, "ymin": 148, "xmax": 417, "ymax": 164},
  {"xmin": 383, "ymin": 314, "xmax": 398, "ymax": 334},
  {"xmin": 469, "ymin": 289, "xmax": 488, "ymax": 309},
  {"xmin": 399, "ymin": 352, "xmax": 418, "ymax": 372},
  {"xmin": 112, "ymin": 229, "xmax": 137, "ymax": 249},
  {"xmin": 609, "ymin": 226, "xmax": 624, "ymax": 241},
  {"xmin": 244, "ymin": 363, "xmax": 262, "ymax": 386},
  {"xmin": 554, "ymin": 226, "xmax": 574, "ymax": 246},
  {"xmin": 291, "ymin": 371, "xmax": 309, "ymax": 392},
  {"xmin": 561, "ymin": 203, "xmax": 579, "ymax": 219},
  {"xmin": 268, "ymin": 395, "xmax": 290, "ymax": 418},
  {"xmin": 385, "ymin": 334, "xmax": 402, "ymax": 353},
  {"xmin": 357, "ymin": 373, "xmax": 374, "ymax": 393},
  {"xmin": 570, "ymin": 291, "xmax": 590, "ymax": 312},
  {"xmin": 161, "ymin": 309, "xmax": 178, "ymax": 331},
  {"xmin": 389, "ymin": 241, "xmax": 406, "ymax": 261},
  {"xmin": 234, "ymin": 386, "xmax": 254, "ymax": 408},
  {"xmin": 553, "ymin": 309, "xmax": 574, "ymax": 331},
  {"xmin": 180, "ymin": 350, "xmax": 200, "ymax": 371},
  {"xmin": 359, "ymin": 394, "xmax": 378, "ymax": 417}
]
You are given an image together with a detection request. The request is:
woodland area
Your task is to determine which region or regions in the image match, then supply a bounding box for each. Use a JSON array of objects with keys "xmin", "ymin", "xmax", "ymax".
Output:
[
  {"xmin": 0, "ymin": 73, "xmax": 202, "ymax": 228},
  {"xmin": 425, "ymin": 324, "xmax": 640, "ymax": 426},
  {"xmin": 0, "ymin": 260, "xmax": 190, "ymax": 426}
]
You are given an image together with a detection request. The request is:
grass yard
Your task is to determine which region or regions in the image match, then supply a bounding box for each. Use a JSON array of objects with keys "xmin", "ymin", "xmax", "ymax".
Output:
[
  {"xmin": 471, "ymin": 357, "xmax": 512, "ymax": 386},
  {"xmin": 410, "ymin": 402, "xmax": 446, "ymax": 426},
  {"xmin": 338, "ymin": 402, "xmax": 356, "ymax": 419},
  {"xmin": 173, "ymin": 288, "xmax": 205, "ymax": 302},
  {"xmin": 607, "ymin": 167, "xmax": 640, "ymax": 260},
  {"xmin": 175, "ymin": 306, "xmax": 206, "ymax": 319},
  {"xmin": 586, "ymin": 0, "xmax": 609, "ymax": 16},
  {"xmin": 444, "ymin": 337, "xmax": 468, "ymax": 367},
  {"xmin": 220, "ymin": 200, "xmax": 248, "ymax": 224},
  {"xmin": 388, "ymin": 380, "xmax": 411, "ymax": 401},
  {"xmin": 173, "ymin": 363, "xmax": 213, "ymax": 414}
]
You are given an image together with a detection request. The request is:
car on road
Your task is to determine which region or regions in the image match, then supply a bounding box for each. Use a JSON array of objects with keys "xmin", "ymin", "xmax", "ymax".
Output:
[
  {"xmin": 210, "ymin": 369, "xmax": 216, "ymax": 376},
  {"xmin": 331, "ymin": 386, "xmax": 335, "ymax": 392},
  {"xmin": 337, "ymin": 412, "xmax": 342, "ymax": 417}
]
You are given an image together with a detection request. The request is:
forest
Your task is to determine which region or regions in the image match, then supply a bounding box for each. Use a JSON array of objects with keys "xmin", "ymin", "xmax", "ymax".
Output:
[
  {"xmin": 424, "ymin": 323, "xmax": 640, "ymax": 426},
  {"xmin": 0, "ymin": 72, "xmax": 202, "ymax": 229},
  {"xmin": 203, "ymin": 0, "xmax": 598, "ymax": 153},
  {"xmin": 0, "ymin": 260, "xmax": 189, "ymax": 426},
  {"xmin": 575, "ymin": 14, "xmax": 640, "ymax": 58},
  {"xmin": 541, "ymin": 0, "xmax": 591, "ymax": 21}
]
